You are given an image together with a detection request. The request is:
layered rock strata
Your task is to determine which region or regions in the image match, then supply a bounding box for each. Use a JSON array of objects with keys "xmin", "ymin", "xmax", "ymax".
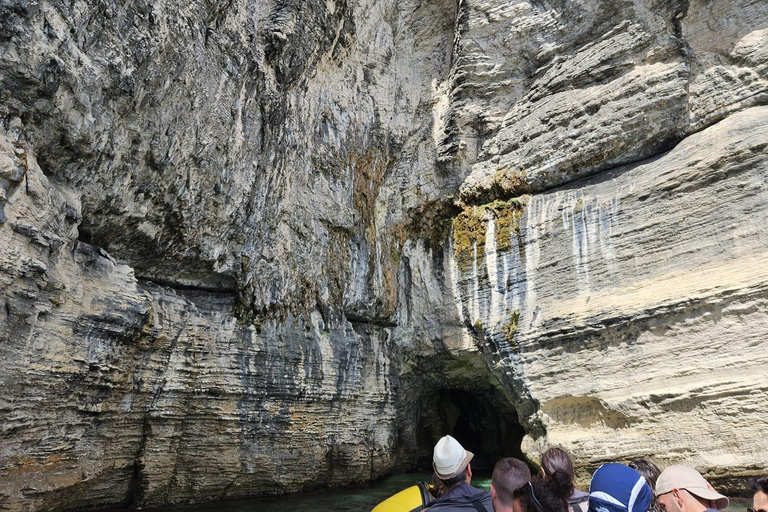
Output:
[
  {"xmin": 1, "ymin": 0, "xmax": 767, "ymax": 510},
  {"xmin": 451, "ymin": 107, "xmax": 768, "ymax": 483}
]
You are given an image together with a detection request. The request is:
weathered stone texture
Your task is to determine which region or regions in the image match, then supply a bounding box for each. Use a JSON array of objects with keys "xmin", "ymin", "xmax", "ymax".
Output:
[
  {"xmin": 1, "ymin": 0, "xmax": 767, "ymax": 510},
  {"xmin": 1, "ymin": 0, "xmax": 455, "ymax": 509},
  {"xmin": 451, "ymin": 107, "xmax": 768, "ymax": 483},
  {"xmin": 0, "ymin": 132, "xmax": 401, "ymax": 509},
  {"xmin": 684, "ymin": 0, "xmax": 768, "ymax": 131},
  {"xmin": 454, "ymin": 0, "xmax": 768, "ymax": 203}
]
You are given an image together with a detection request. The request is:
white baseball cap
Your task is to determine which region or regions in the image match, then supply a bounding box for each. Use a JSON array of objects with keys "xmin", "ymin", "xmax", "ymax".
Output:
[
  {"xmin": 656, "ymin": 465, "xmax": 729, "ymax": 510},
  {"xmin": 433, "ymin": 435, "xmax": 474, "ymax": 479}
]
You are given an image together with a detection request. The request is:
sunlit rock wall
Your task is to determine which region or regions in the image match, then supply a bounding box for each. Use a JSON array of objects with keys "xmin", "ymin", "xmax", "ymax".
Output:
[
  {"xmin": 1, "ymin": 0, "xmax": 767, "ymax": 510},
  {"xmin": 447, "ymin": 0, "xmax": 768, "ymax": 488},
  {"xmin": 451, "ymin": 108, "xmax": 768, "ymax": 482}
]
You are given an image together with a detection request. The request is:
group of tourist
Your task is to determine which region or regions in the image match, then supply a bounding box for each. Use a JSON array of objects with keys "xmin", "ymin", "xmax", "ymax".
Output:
[{"xmin": 425, "ymin": 435, "xmax": 767, "ymax": 512}]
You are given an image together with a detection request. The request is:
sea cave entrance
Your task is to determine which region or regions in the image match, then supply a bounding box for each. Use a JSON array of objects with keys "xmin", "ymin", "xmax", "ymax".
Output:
[{"xmin": 414, "ymin": 386, "xmax": 527, "ymax": 472}]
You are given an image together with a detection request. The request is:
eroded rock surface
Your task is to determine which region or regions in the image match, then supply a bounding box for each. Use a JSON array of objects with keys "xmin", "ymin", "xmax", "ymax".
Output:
[
  {"xmin": 451, "ymin": 107, "xmax": 768, "ymax": 483},
  {"xmin": 0, "ymin": 0, "xmax": 766, "ymax": 510}
]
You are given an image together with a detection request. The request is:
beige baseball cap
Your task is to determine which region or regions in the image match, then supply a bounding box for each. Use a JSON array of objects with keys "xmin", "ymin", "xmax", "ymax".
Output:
[
  {"xmin": 656, "ymin": 465, "xmax": 729, "ymax": 510},
  {"xmin": 433, "ymin": 435, "xmax": 474, "ymax": 479}
]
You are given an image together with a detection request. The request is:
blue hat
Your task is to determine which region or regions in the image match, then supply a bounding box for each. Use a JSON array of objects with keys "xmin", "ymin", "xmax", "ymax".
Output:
[{"xmin": 589, "ymin": 463, "xmax": 652, "ymax": 512}]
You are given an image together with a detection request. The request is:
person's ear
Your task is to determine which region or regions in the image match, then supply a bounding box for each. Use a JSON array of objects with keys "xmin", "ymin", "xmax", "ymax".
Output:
[
  {"xmin": 491, "ymin": 484, "xmax": 497, "ymax": 500},
  {"xmin": 540, "ymin": 467, "xmax": 546, "ymax": 478},
  {"xmin": 673, "ymin": 489, "xmax": 684, "ymax": 509},
  {"xmin": 467, "ymin": 464, "xmax": 473, "ymax": 479}
]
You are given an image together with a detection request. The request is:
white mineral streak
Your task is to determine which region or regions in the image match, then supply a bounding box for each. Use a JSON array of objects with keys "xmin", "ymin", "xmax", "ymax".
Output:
[{"xmin": 485, "ymin": 217, "xmax": 499, "ymax": 319}]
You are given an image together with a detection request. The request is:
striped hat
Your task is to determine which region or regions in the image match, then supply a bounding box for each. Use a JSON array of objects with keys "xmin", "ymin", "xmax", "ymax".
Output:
[
  {"xmin": 589, "ymin": 464, "xmax": 652, "ymax": 512},
  {"xmin": 433, "ymin": 435, "xmax": 474, "ymax": 479}
]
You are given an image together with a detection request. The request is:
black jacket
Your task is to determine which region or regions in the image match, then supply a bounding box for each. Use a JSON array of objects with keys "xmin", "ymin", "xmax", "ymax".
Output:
[{"xmin": 426, "ymin": 482, "xmax": 493, "ymax": 512}]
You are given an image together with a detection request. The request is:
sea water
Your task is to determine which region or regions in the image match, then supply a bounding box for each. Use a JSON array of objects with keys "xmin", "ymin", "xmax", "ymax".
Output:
[
  {"xmin": 148, "ymin": 472, "xmax": 442, "ymax": 512},
  {"xmin": 144, "ymin": 473, "xmax": 749, "ymax": 512}
]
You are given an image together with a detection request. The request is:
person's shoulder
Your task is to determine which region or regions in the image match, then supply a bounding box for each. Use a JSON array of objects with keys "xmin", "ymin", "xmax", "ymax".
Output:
[
  {"xmin": 469, "ymin": 484, "xmax": 490, "ymax": 495},
  {"xmin": 570, "ymin": 488, "xmax": 590, "ymax": 503},
  {"xmin": 427, "ymin": 485, "xmax": 490, "ymax": 510},
  {"xmin": 478, "ymin": 489, "xmax": 493, "ymax": 511},
  {"xmin": 570, "ymin": 497, "xmax": 589, "ymax": 512},
  {"xmin": 465, "ymin": 483, "xmax": 491, "ymax": 502}
]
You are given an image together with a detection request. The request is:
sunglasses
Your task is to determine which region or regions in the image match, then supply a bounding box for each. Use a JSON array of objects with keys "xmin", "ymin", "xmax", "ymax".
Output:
[
  {"xmin": 527, "ymin": 481, "xmax": 545, "ymax": 512},
  {"xmin": 747, "ymin": 509, "xmax": 767, "ymax": 512}
]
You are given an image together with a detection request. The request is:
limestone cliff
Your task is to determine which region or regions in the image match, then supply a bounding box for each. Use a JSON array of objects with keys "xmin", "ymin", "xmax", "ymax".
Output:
[{"xmin": 0, "ymin": 0, "xmax": 766, "ymax": 510}]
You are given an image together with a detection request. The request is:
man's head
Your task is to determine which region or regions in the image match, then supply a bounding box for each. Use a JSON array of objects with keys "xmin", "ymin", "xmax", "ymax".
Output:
[
  {"xmin": 433, "ymin": 435, "xmax": 474, "ymax": 488},
  {"xmin": 655, "ymin": 465, "xmax": 728, "ymax": 512},
  {"xmin": 750, "ymin": 475, "xmax": 768, "ymax": 512},
  {"xmin": 492, "ymin": 458, "xmax": 532, "ymax": 511}
]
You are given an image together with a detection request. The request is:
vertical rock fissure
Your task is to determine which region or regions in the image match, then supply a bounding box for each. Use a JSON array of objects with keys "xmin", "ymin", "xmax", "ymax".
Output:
[{"xmin": 125, "ymin": 294, "xmax": 189, "ymax": 506}]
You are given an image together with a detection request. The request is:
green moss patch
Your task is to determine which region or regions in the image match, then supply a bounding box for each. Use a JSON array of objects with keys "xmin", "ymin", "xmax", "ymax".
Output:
[
  {"xmin": 452, "ymin": 196, "xmax": 528, "ymax": 271},
  {"xmin": 502, "ymin": 309, "xmax": 520, "ymax": 346}
]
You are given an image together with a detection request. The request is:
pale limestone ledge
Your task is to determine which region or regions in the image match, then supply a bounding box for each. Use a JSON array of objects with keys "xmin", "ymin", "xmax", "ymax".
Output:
[
  {"xmin": 452, "ymin": 106, "xmax": 768, "ymax": 478},
  {"xmin": 454, "ymin": 0, "xmax": 768, "ymax": 201}
]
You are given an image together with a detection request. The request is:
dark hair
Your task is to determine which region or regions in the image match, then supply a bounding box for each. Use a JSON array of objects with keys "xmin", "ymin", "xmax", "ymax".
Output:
[
  {"xmin": 629, "ymin": 458, "xmax": 661, "ymax": 512},
  {"xmin": 542, "ymin": 447, "xmax": 575, "ymax": 483},
  {"xmin": 493, "ymin": 458, "xmax": 533, "ymax": 507},
  {"xmin": 512, "ymin": 470, "xmax": 573, "ymax": 512},
  {"xmin": 431, "ymin": 473, "xmax": 448, "ymax": 498},
  {"xmin": 439, "ymin": 467, "xmax": 468, "ymax": 489},
  {"xmin": 751, "ymin": 475, "xmax": 768, "ymax": 495},
  {"xmin": 628, "ymin": 458, "xmax": 660, "ymax": 491}
]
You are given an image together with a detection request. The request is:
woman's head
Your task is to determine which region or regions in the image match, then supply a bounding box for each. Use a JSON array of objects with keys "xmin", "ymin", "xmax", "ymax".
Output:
[
  {"xmin": 628, "ymin": 458, "xmax": 661, "ymax": 512},
  {"xmin": 541, "ymin": 447, "xmax": 575, "ymax": 483},
  {"xmin": 513, "ymin": 469, "xmax": 573, "ymax": 512},
  {"xmin": 750, "ymin": 475, "xmax": 768, "ymax": 512},
  {"xmin": 628, "ymin": 458, "xmax": 660, "ymax": 491}
]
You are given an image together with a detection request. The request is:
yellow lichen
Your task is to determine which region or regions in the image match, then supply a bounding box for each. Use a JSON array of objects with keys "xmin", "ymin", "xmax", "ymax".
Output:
[
  {"xmin": 492, "ymin": 167, "xmax": 529, "ymax": 196},
  {"xmin": 502, "ymin": 309, "xmax": 520, "ymax": 345},
  {"xmin": 489, "ymin": 198, "xmax": 527, "ymax": 253},
  {"xmin": 452, "ymin": 196, "xmax": 529, "ymax": 271},
  {"xmin": 453, "ymin": 207, "xmax": 488, "ymax": 271}
]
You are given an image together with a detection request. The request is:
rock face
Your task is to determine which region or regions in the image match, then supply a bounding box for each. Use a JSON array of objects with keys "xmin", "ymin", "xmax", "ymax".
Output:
[
  {"xmin": 452, "ymin": 107, "xmax": 768, "ymax": 482},
  {"xmin": 0, "ymin": 0, "xmax": 766, "ymax": 510}
]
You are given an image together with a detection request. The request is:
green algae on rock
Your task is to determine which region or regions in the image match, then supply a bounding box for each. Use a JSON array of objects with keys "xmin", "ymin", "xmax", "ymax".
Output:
[
  {"xmin": 502, "ymin": 309, "xmax": 520, "ymax": 346},
  {"xmin": 452, "ymin": 197, "xmax": 529, "ymax": 271}
]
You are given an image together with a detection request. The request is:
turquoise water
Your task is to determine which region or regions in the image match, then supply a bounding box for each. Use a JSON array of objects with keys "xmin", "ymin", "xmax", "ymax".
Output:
[
  {"xmin": 727, "ymin": 500, "xmax": 750, "ymax": 512},
  {"xmin": 145, "ymin": 474, "xmax": 748, "ymax": 512},
  {"xmin": 150, "ymin": 472, "xmax": 438, "ymax": 512}
]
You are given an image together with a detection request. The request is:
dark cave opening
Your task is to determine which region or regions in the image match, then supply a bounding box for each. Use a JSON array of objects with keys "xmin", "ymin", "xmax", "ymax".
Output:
[{"xmin": 415, "ymin": 387, "xmax": 527, "ymax": 473}]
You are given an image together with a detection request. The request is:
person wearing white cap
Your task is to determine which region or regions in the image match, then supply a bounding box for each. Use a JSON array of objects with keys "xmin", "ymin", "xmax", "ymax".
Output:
[
  {"xmin": 426, "ymin": 435, "xmax": 493, "ymax": 512},
  {"xmin": 655, "ymin": 465, "xmax": 729, "ymax": 512}
]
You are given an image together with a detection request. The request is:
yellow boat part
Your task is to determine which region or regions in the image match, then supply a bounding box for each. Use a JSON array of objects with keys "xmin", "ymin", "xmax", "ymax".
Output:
[{"xmin": 371, "ymin": 482, "xmax": 433, "ymax": 512}]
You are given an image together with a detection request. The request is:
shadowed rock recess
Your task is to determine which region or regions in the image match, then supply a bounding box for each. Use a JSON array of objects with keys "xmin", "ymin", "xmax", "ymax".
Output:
[{"xmin": 0, "ymin": 0, "xmax": 766, "ymax": 510}]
